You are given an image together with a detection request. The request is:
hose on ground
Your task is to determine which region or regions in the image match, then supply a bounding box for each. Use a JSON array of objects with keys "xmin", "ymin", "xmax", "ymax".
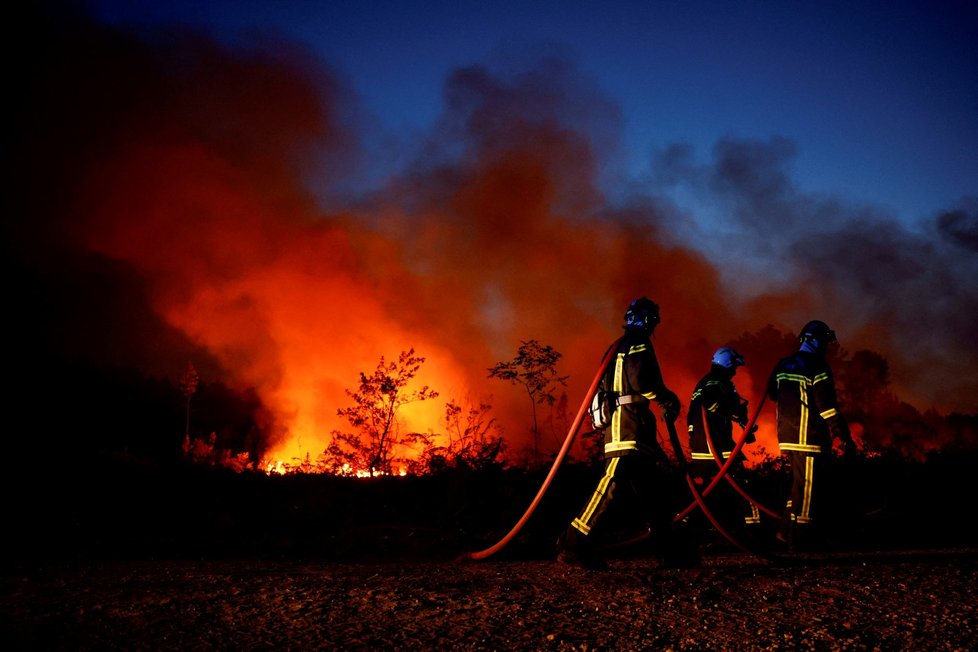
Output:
[
  {"xmin": 701, "ymin": 398, "xmax": 781, "ymax": 520},
  {"xmin": 464, "ymin": 338, "xmax": 621, "ymax": 561}
]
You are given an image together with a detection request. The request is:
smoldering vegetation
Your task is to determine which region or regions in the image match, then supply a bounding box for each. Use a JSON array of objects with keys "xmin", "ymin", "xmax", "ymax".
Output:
[{"xmin": 7, "ymin": 445, "xmax": 976, "ymax": 563}]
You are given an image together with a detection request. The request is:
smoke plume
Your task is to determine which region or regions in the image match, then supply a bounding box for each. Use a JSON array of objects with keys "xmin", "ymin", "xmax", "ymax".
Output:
[{"xmin": 10, "ymin": 4, "xmax": 975, "ymax": 467}]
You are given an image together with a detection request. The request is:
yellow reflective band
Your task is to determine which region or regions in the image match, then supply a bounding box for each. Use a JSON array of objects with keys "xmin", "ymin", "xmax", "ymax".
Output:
[
  {"xmin": 604, "ymin": 441, "xmax": 659, "ymax": 456},
  {"xmin": 573, "ymin": 457, "xmax": 620, "ymax": 533},
  {"xmin": 776, "ymin": 372, "xmax": 812, "ymax": 386},
  {"xmin": 820, "ymin": 408, "xmax": 837, "ymax": 419},
  {"xmin": 604, "ymin": 441, "xmax": 638, "ymax": 453},
  {"xmin": 813, "ymin": 372, "xmax": 829, "ymax": 384},
  {"xmin": 571, "ymin": 519, "xmax": 590, "ymax": 535},
  {"xmin": 776, "ymin": 372, "xmax": 808, "ymax": 382},
  {"xmin": 798, "ymin": 382, "xmax": 809, "ymax": 446},
  {"xmin": 780, "ymin": 442, "xmax": 824, "ymax": 453},
  {"xmin": 745, "ymin": 504, "xmax": 761, "ymax": 524},
  {"xmin": 799, "ymin": 455, "xmax": 815, "ymax": 523},
  {"xmin": 610, "ymin": 406, "xmax": 621, "ymax": 443},
  {"xmin": 613, "ymin": 354, "xmax": 625, "ymax": 393},
  {"xmin": 629, "ymin": 343, "xmax": 648, "ymax": 354}
]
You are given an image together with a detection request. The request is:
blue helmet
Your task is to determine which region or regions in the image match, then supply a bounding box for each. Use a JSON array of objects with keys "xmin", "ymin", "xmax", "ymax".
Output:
[
  {"xmin": 799, "ymin": 320, "xmax": 836, "ymax": 345},
  {"xmin": 711, "ymin": 347, "xmax": 745, "ymax": 369},
  {"xmin": 623, "ymin": 297, "xmax": 660, "ymax": 331}
]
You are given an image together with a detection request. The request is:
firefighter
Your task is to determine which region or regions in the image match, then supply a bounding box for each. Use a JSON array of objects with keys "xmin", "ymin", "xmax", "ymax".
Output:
[
  {"xmin": 768, "ymin": 320, "xmax": 856, "ymax": 551},
  {"xmin": 686, "ymin": 347, "xmax": 760, "ymax": 542},
  {"xmin": 556, "ymin": 297, "xmax": 695, "ymax": 570}
]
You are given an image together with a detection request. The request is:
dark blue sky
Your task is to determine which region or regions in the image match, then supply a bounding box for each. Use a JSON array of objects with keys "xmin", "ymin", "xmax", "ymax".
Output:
[{"xmin": 90, "ymin": 0, "xmax": 976, "ymax": 225}]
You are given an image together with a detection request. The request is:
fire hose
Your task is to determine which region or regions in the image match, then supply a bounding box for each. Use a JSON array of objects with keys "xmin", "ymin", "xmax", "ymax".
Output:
[
  {"xmin": 661, "ymin": 417, "xmax": 758, "ymax": 555},
  {"xmin": 675, "ymin": 395, "xmax": 779, "ymax": 522},
  {"xmin": 661, "ymin": 392, "xmax": 791, "ymax": 560},
  {"xmin": 700, "ymin": 396, "xmax": 780, "ymax": 521},
  {"xmin": 464, "ymin": 338, "xmax": 621, "ymax": 561},
  {"xmin": 465, "ymin": 341, "xmax": 783, "ymax": 562},
  {"xmin": 596, "ymin": 394, "xmax": 778, "ymax": 555},
  {"xmin": 673, "ymin": 395, "xmax": 768, "ymax": 522},
  {"xmin": 616, "ymin": 399, "xmax": 783, "ymax": 560},
  {"xmin": 666, "ymin": 395, "xmax": 799, "ymax": 564}
]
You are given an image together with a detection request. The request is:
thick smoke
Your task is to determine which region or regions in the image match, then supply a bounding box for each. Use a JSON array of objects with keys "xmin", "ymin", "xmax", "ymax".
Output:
[
  {"xmin": 936, "ymin": 203, "xmax": 978, "ymax": 253},
  {"xmin": 10, "ymin": 4, "xmax": 975, "ymax": 467},
  {"xmin": 652, "ymin": 136, "xmax": 978, "ymax": 414}
]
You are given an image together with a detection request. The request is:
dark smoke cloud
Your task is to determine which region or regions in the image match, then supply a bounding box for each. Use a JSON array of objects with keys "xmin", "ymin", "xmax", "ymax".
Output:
[
  {"xmin": 649, "ymin": 136, "xmax": 978, "ymax": 413},
  {"xmin": 710, "ymin": 136, "xmax": 805, "ymax": 233},
  {"xmin": 9, "ymin": 3, "xmax": 974, "ymax": 467},
  {"xmin": 936, "ymin": 202, "xmax": 978, "ymax": 253}
]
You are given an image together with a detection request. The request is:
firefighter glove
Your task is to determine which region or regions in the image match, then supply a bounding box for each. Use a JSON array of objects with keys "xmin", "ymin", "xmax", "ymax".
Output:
[
  {"xmin": 659, "ymin": 390, "xmax": 680, "ymax": 422},
  {"xmin": 744, "ymin": 423, "xmax": 758, "ymax": 444}
]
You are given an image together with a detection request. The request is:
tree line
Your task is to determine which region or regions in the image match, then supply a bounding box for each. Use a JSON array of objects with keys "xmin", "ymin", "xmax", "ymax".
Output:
[{"xmin": 27, "ymin": 326, "xmax": 974, "ymax": 474}]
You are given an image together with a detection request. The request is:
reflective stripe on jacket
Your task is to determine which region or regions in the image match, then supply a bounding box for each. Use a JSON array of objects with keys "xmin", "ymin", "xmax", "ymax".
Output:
[
  {"xmin": 687, "ymin": 370, "xmax": 747, "ymax": 461},
  {"xmin": 767, "ymin": 351, "xmax": 845, "ymax": 454},
  {"xmin": 602, "ymin": 332, "xmax": 671, "ymax": 458}
]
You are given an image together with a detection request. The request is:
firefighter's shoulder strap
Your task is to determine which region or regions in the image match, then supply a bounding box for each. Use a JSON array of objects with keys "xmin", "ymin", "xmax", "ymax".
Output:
[{"xmin": 588, "ymin": 339, "xmax": 650, "ymax": 429}]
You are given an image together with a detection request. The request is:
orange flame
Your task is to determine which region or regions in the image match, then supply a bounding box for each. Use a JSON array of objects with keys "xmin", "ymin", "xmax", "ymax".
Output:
[{"xmin": 20, "ymin": 10, "xmax": 970, "ymax": 470}]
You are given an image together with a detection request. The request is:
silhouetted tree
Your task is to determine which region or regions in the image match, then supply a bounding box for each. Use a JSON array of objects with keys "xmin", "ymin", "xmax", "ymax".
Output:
[
  {"xmin": 425, "ymin": 397, "xmax": 506, "ymax": 472},
  {"xmin": 836, "ymin": 349, "xmax": 891, "ymax": 419},
  {"xmin": 327, "ymin": 349, "xmax": 439, "ymax": 475},
  {"xmin": 730, "ymin": 324, "xmax": 798, "ymax": 397},
  {"xmin": 488, "ymin": 340, "xmax": 568, "ymax": 465},
  {"xmin": 547, "ymin": 391, "xmax": 572, "ymax": 447}
]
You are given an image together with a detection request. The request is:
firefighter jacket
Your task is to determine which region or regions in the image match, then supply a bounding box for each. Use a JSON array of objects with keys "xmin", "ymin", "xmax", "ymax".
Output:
[
  {"xmin": 767, "ymin": 350, "xmax": 850, "ymax": 454},
  {"xmin": 687, "ymin": 367, "xmax": 750, "ymax": 463},
  {"xmin": 601, "ymin": 329, "xmax": 679, "ymax": 458}
]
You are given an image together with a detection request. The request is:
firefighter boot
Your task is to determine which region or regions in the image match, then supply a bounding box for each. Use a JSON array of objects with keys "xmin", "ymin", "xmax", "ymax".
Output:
[{"xmin": 556, "ymin": 528, "xmax": 607, "ymax": 571}]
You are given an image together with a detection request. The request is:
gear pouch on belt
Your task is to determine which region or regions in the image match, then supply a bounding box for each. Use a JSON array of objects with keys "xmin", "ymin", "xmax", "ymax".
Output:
[{"xmin": 589, "ymin": 389, "xmax": 618, "ymax": 430}]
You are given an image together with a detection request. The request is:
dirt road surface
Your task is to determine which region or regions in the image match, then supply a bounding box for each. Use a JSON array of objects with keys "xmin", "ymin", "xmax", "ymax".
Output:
[{"xmin": 4, "ymin": 548, "xmax": 976, "ymax": 651}]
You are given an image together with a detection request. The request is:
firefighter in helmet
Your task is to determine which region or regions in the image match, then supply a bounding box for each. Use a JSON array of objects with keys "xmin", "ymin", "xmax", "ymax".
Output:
[
  {"xmin": 768, "ymin": 320, "xmax": 856, "ymax": 550},
  {"xmin": 556, "ymin": 297, "xmax": 694, "ymax": 569},
  {"xmin": 687, "ymin": 347, "xmax": 760, "ymax": 540}
]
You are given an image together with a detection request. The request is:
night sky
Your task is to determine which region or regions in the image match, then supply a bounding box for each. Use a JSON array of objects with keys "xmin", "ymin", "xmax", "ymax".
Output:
[
  {"xmin": 9, "ymin": 1, "xmax": 977, "ymax": 465},
  {"xmin": 88, "ymin": 0, "xmax": 977, "ymax": 224}
]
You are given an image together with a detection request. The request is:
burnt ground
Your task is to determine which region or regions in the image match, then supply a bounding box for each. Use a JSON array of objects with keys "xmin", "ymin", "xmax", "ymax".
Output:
[{"xmin": 3, "ymin": 451, "xmax": 978, "ymax": 650}]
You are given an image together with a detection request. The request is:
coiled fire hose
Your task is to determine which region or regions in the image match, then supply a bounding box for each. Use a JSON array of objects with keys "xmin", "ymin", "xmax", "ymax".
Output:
[{"xmin": 465, "ymin": 339, "xmax": 621, "ymax": 561}]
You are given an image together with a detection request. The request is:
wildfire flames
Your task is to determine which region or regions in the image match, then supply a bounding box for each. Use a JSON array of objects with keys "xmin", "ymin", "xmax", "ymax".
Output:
[{"xmin": 9, "ymin": 5, "xmax": 977, "ymax": 474}]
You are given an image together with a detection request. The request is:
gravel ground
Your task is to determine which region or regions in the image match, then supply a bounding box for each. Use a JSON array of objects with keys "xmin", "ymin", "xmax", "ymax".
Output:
[
  {"xmin": 5, "ymin": 454, "xmax": 976, "ymax": 649},
  {"xmin": 4, "ymin": 549, "xmax": 977, "ymax": 651}
]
